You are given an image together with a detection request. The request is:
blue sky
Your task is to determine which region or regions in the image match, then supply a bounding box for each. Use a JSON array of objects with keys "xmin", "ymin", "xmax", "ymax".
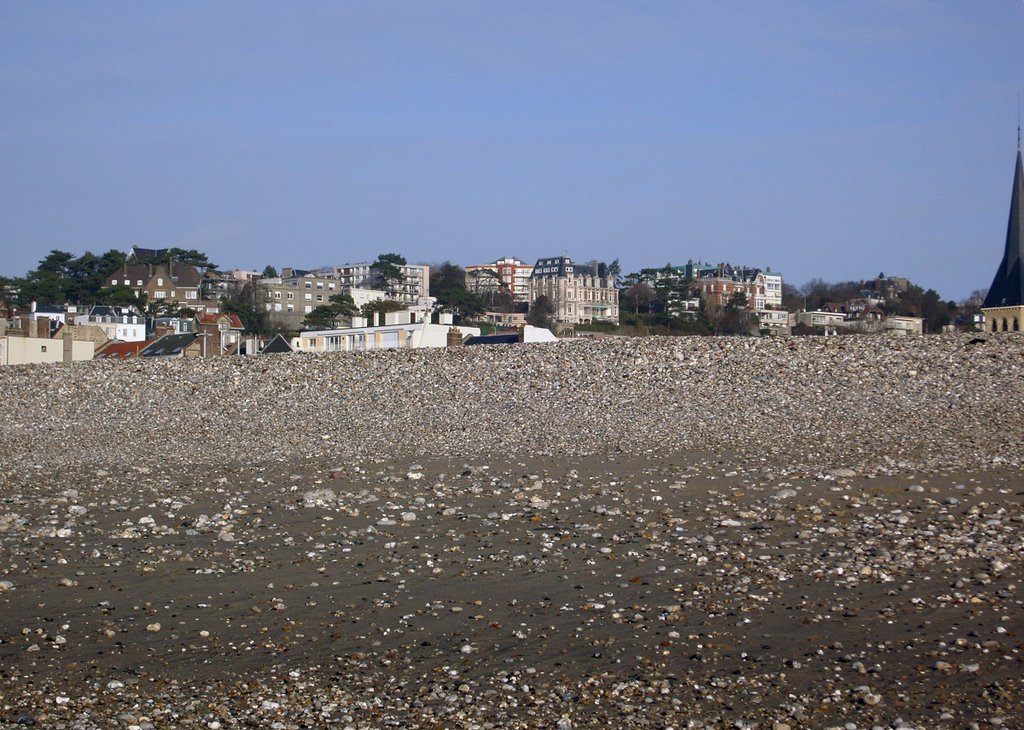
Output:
[{"xmin": 2, "ymin": 1, "xmax": 1022, "ymax": 300}]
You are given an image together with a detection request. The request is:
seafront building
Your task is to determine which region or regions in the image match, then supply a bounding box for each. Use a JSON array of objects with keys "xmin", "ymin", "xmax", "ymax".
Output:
[
  {"xmin": 528, "ymin": 256, "xmax": 619, "ymax": 326},
  {"xmin": 294, "ymin": 310, "xmax": 478, "ymax": 353}
]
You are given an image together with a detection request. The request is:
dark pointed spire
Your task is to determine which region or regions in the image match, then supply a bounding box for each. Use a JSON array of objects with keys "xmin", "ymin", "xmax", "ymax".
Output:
[{"xmin": 982, "ymin": 147, "xmax": 1024, "ymax": 308}]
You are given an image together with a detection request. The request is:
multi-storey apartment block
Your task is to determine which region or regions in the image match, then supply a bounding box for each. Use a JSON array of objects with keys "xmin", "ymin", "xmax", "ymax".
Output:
[
  {"xmin": 260, "ymin": 270, "xmax": 348, "ymax": 330},
  {"xmin": 529, "ymin": 256, "xmax": 619, "ymax": 325},
  {"xmin": 324, "ymin": 262, "xmax": 429, "ymax": 304},
  {"xmin": 465, "ymin": 257, "xmax": 534, "ymax": 302}
]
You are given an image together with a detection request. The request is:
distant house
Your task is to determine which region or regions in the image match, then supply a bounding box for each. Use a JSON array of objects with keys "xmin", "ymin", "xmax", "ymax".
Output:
[
  {"xmin": 796, "ymin": 310, "xmax": 846, "ymax": 334},
  {"xmin": 28, "ymin": 302, "xmax": 67, "ymax": 329},
  {"xmin": 73, "ymin": 305, "xmax": 146, "ymax": 342},
  {"xmin": 195, "ymin": 312, "xmax": 244, "ymax": 355},
  {"xmin": 880, "ymin": 316, "xmax": 924, "ymax": 335},
  {"xmin": 106, "ymin": 261, "xmax": 201, "ymax": 307},
  {"xmin": 140, "ymin": 333, "xmax": 200, "ymax": 358},
  {"xmin": 756, "ymin": 309, "xmax": 794, "ymax": 335}
]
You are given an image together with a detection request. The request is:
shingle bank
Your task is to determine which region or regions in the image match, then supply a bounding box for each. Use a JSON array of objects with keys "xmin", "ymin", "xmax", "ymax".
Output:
[{"xmin": 3, "ymin": 334, "xmax": 1022, "ymax": 477}]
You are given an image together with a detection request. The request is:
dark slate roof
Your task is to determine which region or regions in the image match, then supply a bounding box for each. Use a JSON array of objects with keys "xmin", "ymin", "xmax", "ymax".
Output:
[
  {"xmin": 465, "ymin": 333, "xmax": 521, "ymax": 346},
  {"xmin": 127, "ymin": 246, "xmax": 169, "ymax": 262},
  {"xmin": 983, "ymin": 149, "xmax": 1024, "ymax": 309},
  {"xmin": 260, "ymin": 333, "xmax": 293, "ymax": 354},
  {"xmin": 141, "ymin": 333, "xmax": 197, "ymax": 357},
  {"xmin": 87, "ymin": 305, "xmax": 143, "ymax": 320},
  {"xmin": 34, "ymin": 303, "xmax": 65, "ymax": 314}
]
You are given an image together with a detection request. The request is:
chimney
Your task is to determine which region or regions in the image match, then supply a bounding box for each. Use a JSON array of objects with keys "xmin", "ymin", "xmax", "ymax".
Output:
[
  {"xmin": 446, "ymin": 327, "xmax": 464, "ymax": 348},
  {"xmin": 63, "ymin": 328, "xmax": 73, "ymax": 363},
  {"xmin": 36, "ymin": 318, "xmax": 49, "ymax": 339}
]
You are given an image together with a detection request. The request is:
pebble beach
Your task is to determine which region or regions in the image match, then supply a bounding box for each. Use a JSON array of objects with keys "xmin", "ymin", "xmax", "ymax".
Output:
[{"xmin": 1, "ymin": 334, "xmax": 1022, "ymax": 729}]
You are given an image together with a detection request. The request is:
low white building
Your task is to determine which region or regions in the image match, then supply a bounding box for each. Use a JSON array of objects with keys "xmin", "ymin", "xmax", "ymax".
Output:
[
  {"xmin": 294, "ymin": 311, "xmax": 479, "ymax": 353},
  {"xmin": 796, "ymin": 310, "xmax": 846, "ymax": 334},
  {"xmin": 756, "ymin": 309, "xmax": 794, "ymax": 334},
  {"xmin": 881, "ymin": 316, "xmax": 923, "ymax": 335}
]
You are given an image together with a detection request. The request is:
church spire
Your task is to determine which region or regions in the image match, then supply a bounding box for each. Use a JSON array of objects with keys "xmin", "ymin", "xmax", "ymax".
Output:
[{"xmin": 982, "ymin": 146, "xmax": 1024, "ymax": 309}]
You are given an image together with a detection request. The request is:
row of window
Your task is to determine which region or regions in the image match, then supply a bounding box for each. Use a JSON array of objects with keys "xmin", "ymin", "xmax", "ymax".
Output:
[
  {"xmin": 112, "ymin": 279, "xmax": 198, "ymax": 299},
  {"xmin": 271, "ymin": 291, "xmax": 326, "ymax": 302},
  {"xmin": 265, "ymin": 303, "xmax": 315, "ymax": 314}
]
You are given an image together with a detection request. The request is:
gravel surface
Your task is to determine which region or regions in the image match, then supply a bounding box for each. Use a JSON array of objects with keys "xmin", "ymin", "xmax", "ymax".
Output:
[{"xmin": 0, "ymin": 334, "xmax": 1021, "ymax": 728}]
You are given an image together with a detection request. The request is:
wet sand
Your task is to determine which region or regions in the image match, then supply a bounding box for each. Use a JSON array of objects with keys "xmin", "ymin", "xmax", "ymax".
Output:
[{"xmin": 1, "ymin": 452, "xmax": 1021, "ymax": 728}]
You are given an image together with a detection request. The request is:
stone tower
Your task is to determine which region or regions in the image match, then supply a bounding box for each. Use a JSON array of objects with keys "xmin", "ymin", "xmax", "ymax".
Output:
[{"xmin": 982, "ymin": 144, "xmax": 1024, "ymax": 332}]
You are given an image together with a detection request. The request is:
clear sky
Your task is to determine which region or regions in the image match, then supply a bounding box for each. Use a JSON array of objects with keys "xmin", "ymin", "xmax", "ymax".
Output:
[{"xmin": 2, "ymin": 1, "xmax": 1022, "ymax": 300}]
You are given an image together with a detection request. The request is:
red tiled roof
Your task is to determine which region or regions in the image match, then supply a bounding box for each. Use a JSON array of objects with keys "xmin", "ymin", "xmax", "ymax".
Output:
[
  {"xmin": 95, "ymin": 340, "xmax": 154, "ymax": 359},
  {"xmin": 198, "ymin": 313, "xmax": 244, "ymax": 329}
]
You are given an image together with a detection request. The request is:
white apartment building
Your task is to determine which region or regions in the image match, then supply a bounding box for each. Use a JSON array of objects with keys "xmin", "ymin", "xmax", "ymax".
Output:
[
  {"xmin": 326, "ymin": 262, "xmax": 429, "ymax": 304},
  {"xmin": 763, "ymin": 271, "xmax": 783, "ymax": 309}
]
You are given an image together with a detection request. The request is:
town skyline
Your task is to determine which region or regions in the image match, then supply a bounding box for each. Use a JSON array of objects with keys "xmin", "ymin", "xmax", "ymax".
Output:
[{"xmin": 3, "ymin": 3, "xmax": 1023, "ymax": 301}]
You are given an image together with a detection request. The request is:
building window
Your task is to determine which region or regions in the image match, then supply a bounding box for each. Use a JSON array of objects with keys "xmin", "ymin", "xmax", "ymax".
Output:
[
  {"xmin": 305, "ymin": 282, "xmax": 312, "ymax": 289},
  {"xmin": 157, "ymin": 278, "xmax": 164, "ymax": 286},
  {"xmin": 287, "ymin": 292, "xmax": 294, "ymax": 300},
  {"xmin": 274, "ymin": 291, "xmax": 281, "ymax": 299},
  {"xmin": 304, "ymin": 305, "xmax": 313, "ymax": 314},
  {"xmin": 136, "ymin": 280, "xmax": 143, "ymax": 286},
  {"xmin": 274, "ymin": 303, "xmax": 282, "ymax": 312},
  {"xmin": 155, "ymin": 291, "xmax": 166, "ymax": 299},
  {"xmin": 316, "ymin": 295, "xmax": 323, "ymax": 302},
  {"xmin": 305, "ymin": 293, "xmax": 312, "ymax": 301},
  {"xmin": 316, "ymin": 282, "xmax": 324, "ymax": 289},
  {"xmin": 287, "ymin": 304, "xmax": 294, "ymax": 312},
  {"xmin": 40, "ymin": 345, "xmax": 47, "ymax": 352}
]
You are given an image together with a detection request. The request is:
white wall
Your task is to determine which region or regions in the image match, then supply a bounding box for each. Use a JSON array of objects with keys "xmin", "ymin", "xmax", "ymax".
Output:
[{"xmin": 0, "ymin": 336, "xmax": 94, "ymax": 366}]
